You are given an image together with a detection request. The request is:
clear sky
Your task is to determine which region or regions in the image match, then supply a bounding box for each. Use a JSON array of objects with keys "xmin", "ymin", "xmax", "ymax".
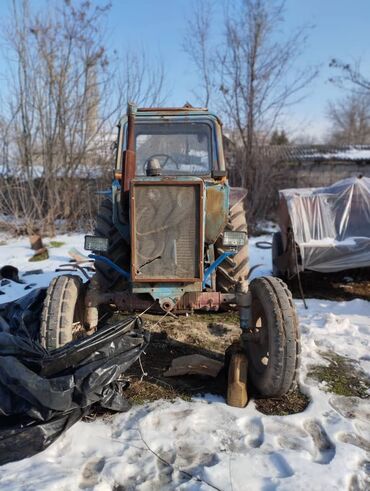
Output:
[
  {"xmin": 108, "ymin": 0, "xmax": 370, "ymax": 141},
  {"xmin": 1, "ymin": 0, "xmax": 370, "ymax": 141}
]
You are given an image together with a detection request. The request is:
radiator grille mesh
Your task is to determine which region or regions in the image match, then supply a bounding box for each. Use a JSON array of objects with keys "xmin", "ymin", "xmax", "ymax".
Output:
[{"xmin": 133, "ymin": 184, "xmax": 201, "ymax": 280}]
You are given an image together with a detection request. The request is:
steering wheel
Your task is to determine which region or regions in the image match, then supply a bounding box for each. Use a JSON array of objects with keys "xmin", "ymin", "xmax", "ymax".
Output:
[{"xmin": 143, "ymin": 153, "xmax": 180, "ymax": 174}]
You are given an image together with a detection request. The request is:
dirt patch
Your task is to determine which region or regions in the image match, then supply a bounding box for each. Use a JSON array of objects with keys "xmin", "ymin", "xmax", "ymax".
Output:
[
  {"xmin": 254, "ymin": 389, "xmax": 310, "ymax": 416},
  {"xmin": 28, "ymin": 250, "xmax": 49, "ymax": 262},
  {"xmin": 308, "ymin": 352, "xmax": 370, "ymax": 398},
  {"xmin": 121, "ymin": 311, "xmax": 309, "ymax": 415},
  {"xmin": 288, "ymin": 268, "xmax": 370, "ymax": 302}
]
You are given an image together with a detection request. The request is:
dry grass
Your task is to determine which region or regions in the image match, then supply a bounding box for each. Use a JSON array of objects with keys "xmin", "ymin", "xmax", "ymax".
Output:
[{"xmin": 120, "ymin": 311, "xmax": 309, "ymax": 415}]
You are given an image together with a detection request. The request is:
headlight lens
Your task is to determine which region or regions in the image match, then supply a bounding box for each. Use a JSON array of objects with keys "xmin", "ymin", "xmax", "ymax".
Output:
[
  {"xmin": 84, "ymin": 235, "xmax": 109, "ymax": 252},
  {"xmin": 222, "ymin": 231, "xmax": 247, "ymax": 247}
]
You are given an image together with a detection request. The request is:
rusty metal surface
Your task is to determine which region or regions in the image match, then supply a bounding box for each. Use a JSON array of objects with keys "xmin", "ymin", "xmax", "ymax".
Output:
[
  {"xmin": 122, "ymin": 103, "xmax": 137, "ymax": 193},
  {"xmin": 176, "ymin": 291, "xmax": 235, "ymax": 311},
  {"xmin": 205, "ymin": 183, "xmax": 229, "ymax": 243},
  {"xmin": 137, "ymin": 106, "xmax": 208, "ymax": 113},
  {"xmin": 130, "ymin": 179, "xmax": 204, "ymax": 283},
  {"xmin": 89, "ymin": 289, "xmax": 235, "ymax": 313}
]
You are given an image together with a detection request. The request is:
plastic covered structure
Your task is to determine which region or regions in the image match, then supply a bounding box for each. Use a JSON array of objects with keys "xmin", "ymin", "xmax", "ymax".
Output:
[
  {"xmin": 277, "ymin": 176, "xmax": 370, "ymax": 273},
  {"xmin": 0, "ymin": 288, "xmax": 149, "ymax": 465}
]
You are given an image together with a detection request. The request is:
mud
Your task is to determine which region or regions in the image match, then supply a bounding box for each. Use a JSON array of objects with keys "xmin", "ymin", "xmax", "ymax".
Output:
[{"xmin": 288, "ymin": 268, "xmax": 370, "ymax": 302}]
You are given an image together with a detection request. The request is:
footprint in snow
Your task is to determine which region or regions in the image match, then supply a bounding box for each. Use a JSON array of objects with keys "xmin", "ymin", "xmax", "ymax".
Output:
[
  {"xmin": 348, "ymin": 461, "xmax": 370, "ymax": 491},
  {"xmin": 238, "ymin": 416, "xmax": 264, "ymax": 448},
  {"xmin": 329, "ymin": 395, "xmax": 370, "ymax": 423},
  {"xmin": 268, "ymin": 452, "xmax": 295, "ymax": 478},
  {"xmin": 337, "ymin": 432, "xmax": 370, "ymax": 453},
  {"xmin": 303, "ymin": 419, "xmax": 335, "ymax": 465},
  {"xmin": 79, "ymin": 456, "xmax": 106, "ymax": 489}
]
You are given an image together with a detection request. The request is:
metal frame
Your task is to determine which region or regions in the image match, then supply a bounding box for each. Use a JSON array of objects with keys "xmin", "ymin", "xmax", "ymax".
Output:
[{"xmin": 115, "ymin": 111, "xmax": 225, "ymax": 174}]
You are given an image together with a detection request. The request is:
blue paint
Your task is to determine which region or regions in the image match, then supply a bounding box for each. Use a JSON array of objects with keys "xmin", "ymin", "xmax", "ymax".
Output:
[
  {"xmin": 88, "ymin": 254, "xmax": 130, "ymax": 280},
  {"xmin": 133, "ymin": 284, "xmax": 189, "ymax": 301},
  {"xmin": 203, "ymin": 251, "xmax": 236, "ymax": 288}
]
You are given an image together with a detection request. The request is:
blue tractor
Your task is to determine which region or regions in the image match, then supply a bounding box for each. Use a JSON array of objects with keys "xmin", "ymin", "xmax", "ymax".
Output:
[{"xmin": 41, "ymin": 104, "xmax": 300, "ymax": 399}]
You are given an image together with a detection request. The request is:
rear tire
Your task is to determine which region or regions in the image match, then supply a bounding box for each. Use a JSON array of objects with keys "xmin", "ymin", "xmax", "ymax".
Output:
[
  {"xmin": 41, "ymin": 275, "xmax": 85, "ymax": 350},
  {"xmin": 243, "ymin": 276, "xmax": 300, "ymax": 397},
  {"xmin": 94, "ymin": 199, "xmax": 130, "ymax": 291},
  {"xmin": 216, "ymin": 200, "xmax": 249, "ymax": 292}
]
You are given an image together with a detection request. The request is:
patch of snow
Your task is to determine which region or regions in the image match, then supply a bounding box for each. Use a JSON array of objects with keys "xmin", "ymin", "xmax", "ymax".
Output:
[
  {"xmin": 300, "ymin": 237, "xmax": 358, "ymax": 247},
  {"xmin": 249, "ymin": 234, "xmax": 273, "ymax": 279},
  {"xmin": 256, "ymin": 220, "xmax": 279, "ymax": 234},
  {"xmin": 307, "ymin": 148, "xmax": 370, "ymax": 160},
  {"xmin": 0, "ymin": 234, "xmax": 87, "ymax": 304}
]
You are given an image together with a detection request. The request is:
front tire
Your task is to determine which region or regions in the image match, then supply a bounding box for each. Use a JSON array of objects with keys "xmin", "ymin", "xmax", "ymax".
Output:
[
  {"xmin": 41, "ymin": 275, "xmax": 85, "ymax": 350},
  {"xmin": 243, "ymin": 276, "xmax": 300, "ymax": 397}
]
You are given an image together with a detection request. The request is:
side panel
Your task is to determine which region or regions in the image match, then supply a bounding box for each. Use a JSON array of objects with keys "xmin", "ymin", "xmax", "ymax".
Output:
[{"xmin": 205, "ymin": 182, "xmax": 229, "ymax": 243}]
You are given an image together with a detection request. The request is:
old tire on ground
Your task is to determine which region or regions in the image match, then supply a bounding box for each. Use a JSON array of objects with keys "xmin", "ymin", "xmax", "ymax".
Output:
[
  {"xmin": 94, "ymin": 198, "xmax": 130, "ymax": 291},
  {"xmin": 272, "ymin": 231, "xmax": 284, "ymax": 277},
  {"xmin": 216, "ymin": 200, "xmax": 249, "ymax": 292},
  {"xmin": 41, "ymin": 275, "xmax": 85, "ymax": 350},
  {"xmin": 243, "ymin": 276, "xmax": 300, "ymax": 397}
]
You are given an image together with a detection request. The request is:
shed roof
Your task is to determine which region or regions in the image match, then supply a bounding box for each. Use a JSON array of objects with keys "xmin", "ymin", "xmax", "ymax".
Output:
[{"xmin": 264, "ymin": 145, "xmax": 370, "ymax": 163}]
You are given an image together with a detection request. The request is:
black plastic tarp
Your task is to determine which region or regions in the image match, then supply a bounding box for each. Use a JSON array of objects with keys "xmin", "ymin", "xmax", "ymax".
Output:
[{"xmin": 0, "ymin": 288, "xmax": 149, "ymax": 465}]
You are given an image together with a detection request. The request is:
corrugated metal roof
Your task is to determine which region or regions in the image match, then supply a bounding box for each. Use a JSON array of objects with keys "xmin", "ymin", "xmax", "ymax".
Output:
[{"xmin": 263, "ymin": 145, "xmax": 370, "ymax": 162}]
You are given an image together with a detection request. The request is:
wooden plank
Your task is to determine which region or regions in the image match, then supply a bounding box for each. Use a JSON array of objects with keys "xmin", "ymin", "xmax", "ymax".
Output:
[{"xmin": 164, "ymin": 354, "xmax": 223, "ymax": 378}]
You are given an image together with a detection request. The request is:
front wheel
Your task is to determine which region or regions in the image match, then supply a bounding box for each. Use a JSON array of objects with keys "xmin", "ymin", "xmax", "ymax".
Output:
[
  {"xmin": 41, "ymin": 275, "xmax": 86, "ymax": 350},
  {"xmin": 243, "ymin": 276, "xmax": 300, "ymax": 397}
]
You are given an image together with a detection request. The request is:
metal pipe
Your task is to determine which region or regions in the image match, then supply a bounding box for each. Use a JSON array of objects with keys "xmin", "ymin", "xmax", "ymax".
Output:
[
  {"xmin": 122, "ymin": 102, "xmax": 137, "ymax": 194},
  {"xmin": 88, "ymin": 254, "xmax": 130, "ymax": 280}
]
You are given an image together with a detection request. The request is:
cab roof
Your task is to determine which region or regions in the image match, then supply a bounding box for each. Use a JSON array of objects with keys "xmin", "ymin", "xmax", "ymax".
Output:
[{"xmin": 118, "ymin": 104, "xmax": 223, "ymax": 127}]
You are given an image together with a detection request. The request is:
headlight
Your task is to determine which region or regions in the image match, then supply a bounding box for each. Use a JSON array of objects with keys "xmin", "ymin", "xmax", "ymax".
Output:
[
  {"xmin": 222, "ymin": 231, "xmax": 247, "ymax": 247},
  {"xmin": 84, "ymin": 235, "xmax": 109, "ymax": 252}
]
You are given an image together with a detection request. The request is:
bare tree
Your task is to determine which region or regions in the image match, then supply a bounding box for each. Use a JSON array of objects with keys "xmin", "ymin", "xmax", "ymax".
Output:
[
  {"xmin": 0, "ymin": 0, "xmax": 168, "ymax": 235},
  {"xmin": 185, "ymin": 0, "xmax": 316, "ymax": 224},
  {"xmin": 327, "ymin": 93, "xmax": 370, "ymax": 144},
  {"xmin": 183, "ymin": 0, "xmax": 213, "ymax": 107},
  {"xmin": 117, "ymin": 50, "xmax": 167, "ymax": 107},
  {"xmin": 327, "ymin": 58, "xmax": 370, "ymax": 145},
  {"xmin": 329, "ymin": 58, "xmax": 370, "ymax": 92}
]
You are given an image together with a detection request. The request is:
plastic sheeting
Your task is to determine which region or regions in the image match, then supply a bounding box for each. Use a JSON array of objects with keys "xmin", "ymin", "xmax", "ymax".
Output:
[
  {"xmin": 279, "ymin": 176, "xmax": 370, "ymax": 272},
  {"xmin": 0, "ymin": 288, "xmax": 149, "ymax": 465}
]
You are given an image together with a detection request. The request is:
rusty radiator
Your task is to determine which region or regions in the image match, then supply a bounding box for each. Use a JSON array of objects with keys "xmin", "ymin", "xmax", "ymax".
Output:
[{"xmin": 131, "ymin": 181, "xmax": 203, "ymax": 282}]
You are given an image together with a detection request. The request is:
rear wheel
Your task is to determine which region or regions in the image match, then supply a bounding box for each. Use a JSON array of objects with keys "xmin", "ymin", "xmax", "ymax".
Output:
[
  {"xmin": 243, "ymin": 276, "xmax": 300, "ymax": 397},
  {"xmin": 41, "ymin": 275, "xmax": 85, "ymax": 350},
  {"xmin": 216, "ymin": 200, "xmax": 249, "ymax": 292},
  {"xmin": 94, "ymin": 199, "xmax": 130, "ymax": 291}
]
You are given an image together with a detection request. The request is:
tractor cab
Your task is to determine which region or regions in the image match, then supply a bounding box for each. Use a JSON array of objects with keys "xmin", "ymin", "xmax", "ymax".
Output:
[{"xmin": 115, "ymin": 105, "xmax": 226, "ymax": 178}]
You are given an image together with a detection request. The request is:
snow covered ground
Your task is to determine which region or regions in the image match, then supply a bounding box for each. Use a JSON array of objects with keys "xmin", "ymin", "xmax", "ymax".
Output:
[
  {"xmin": 0, "ymin": 234, "xmax": 88, "ymax": 304},
  {"xmin": 0, "ymin": 233, "xmax": 370, "ymax": 490}
]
